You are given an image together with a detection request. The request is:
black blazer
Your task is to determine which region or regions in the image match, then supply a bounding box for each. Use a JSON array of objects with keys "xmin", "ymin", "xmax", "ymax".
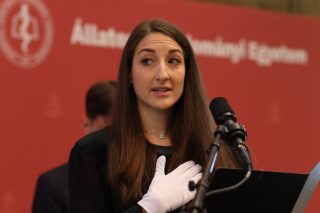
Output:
[
  {"xmin": 69, "ymin": 128, "xmax": 141, "ymax": 213},
  {"xmin": 32, "ymin": 163, "xmax": 70, "ymax": 213}
]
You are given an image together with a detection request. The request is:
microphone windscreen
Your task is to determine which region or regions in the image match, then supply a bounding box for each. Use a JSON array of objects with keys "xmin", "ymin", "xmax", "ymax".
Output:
[{"xmin": 209, "ymin": 97, "xmax": 235, "ymax": 124}]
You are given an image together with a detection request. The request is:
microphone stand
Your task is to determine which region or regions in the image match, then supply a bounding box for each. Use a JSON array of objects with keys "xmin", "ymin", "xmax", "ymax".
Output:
[{"xmin": 184, "ymin": 125, "xmax": 226, "ymax": 213}]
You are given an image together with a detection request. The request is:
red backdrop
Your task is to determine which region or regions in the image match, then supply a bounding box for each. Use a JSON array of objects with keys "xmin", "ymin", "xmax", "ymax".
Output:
[{"xmin": 0, "ymin": 0, "xmax": 319, "ymax": 212}]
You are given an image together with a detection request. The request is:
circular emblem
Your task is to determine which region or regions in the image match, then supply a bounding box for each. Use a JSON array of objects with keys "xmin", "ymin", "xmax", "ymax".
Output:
[{"xmin": 0, "ymin": 0, "xmax": 54, "ymax": 69}]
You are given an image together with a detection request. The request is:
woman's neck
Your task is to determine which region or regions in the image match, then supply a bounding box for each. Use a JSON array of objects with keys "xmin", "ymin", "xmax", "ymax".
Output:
[{"xmin": 138, "ymin": 106, "xmax": 172, "ymax": 146}]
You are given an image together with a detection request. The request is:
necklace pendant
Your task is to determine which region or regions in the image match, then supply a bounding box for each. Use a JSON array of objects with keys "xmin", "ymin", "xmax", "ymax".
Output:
[{"xmin": 159, "ymin": 133, "xmax": 165, "ymax": 139}]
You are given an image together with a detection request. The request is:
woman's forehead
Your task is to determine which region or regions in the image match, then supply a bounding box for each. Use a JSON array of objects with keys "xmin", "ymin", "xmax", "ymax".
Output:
[{"xmin": 135, "ymin": 33, "xmax": 183, "ymax": 53}]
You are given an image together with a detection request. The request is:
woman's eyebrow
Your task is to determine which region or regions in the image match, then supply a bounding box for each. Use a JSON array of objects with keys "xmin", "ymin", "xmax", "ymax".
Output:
[
  {"xmin": 137, "ymin": 48, "xmax": 183, "ymax": 56},
  {"xmin": 137, "ymin": 48, "xmax": 155, "ymax": 55}
]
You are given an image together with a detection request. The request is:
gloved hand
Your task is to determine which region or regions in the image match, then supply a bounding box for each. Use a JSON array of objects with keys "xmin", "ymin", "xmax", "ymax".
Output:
[{"xmin": 138, "ymin": 155, "xmax": 203, "ymax": 213}]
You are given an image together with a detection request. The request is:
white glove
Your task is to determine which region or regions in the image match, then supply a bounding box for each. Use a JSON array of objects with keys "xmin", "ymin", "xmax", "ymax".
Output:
[{"xmin": 138, "ymin": 155, "xmax": 203, "ymax": 213}]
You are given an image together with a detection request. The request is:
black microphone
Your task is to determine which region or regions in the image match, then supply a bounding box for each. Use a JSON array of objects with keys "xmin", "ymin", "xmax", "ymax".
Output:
[{"xmin": 209, "ymin": 97, "xmax": 252, "ymax": 169}]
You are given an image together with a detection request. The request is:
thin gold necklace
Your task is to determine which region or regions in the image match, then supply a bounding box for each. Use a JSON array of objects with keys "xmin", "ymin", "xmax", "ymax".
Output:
[{"xmin": 145, "ymin": 131, "xmax": 166, "ymax": 139}]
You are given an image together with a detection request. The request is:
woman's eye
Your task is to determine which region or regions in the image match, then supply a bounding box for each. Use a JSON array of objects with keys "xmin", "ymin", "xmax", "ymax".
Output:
[
  {"xmin": 169, "ymin": 58, "xmax": 180, "ymax": 65},
  {"xmin": 141, "ymin": 58, "xmax": 152, "ymax": 65}
]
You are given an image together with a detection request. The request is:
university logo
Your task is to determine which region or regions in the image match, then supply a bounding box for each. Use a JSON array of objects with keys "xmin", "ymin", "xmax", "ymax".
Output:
[{"xmin": 0, "ymin": 0, "xmax": 54, "ymax": 69}]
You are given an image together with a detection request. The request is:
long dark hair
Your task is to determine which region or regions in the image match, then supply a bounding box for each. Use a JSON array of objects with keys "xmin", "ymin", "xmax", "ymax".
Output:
[{"xmin": 108, "ymin": 19, "xmax": 241, "ymax": 205}]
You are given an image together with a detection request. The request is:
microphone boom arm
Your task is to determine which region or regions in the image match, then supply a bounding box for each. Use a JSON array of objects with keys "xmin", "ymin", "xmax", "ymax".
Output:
[{"xmin": 186, "ymin": 125, "xmax": 226, "ymax": 213}]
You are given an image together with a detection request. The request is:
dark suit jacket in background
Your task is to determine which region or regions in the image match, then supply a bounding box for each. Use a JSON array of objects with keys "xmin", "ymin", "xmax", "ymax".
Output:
[{"xmin": 32, "ymin": 163, "xmax": 70, "ymax": 213}]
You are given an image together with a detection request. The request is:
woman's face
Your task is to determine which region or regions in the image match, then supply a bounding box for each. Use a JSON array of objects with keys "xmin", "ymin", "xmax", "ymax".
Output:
[{"xmin": 131, "ymin": 32, "xmax": 185, "ymax": 113}]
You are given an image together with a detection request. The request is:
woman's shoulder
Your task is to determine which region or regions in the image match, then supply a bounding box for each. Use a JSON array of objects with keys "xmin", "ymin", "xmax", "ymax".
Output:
[{"xmin": 73, "ymin": 127, "xmax": 110, "ymax": 158}]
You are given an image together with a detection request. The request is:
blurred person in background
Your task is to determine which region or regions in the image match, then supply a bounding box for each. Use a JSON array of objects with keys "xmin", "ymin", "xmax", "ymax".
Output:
[{"xmin": 32, "ymin": 80, "xmax": 117, "ymax": 213}]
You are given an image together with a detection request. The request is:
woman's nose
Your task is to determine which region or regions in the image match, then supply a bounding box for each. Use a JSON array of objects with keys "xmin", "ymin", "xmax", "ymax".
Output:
[{"xmin": 155, "ymin": 62, "xmax": 169, "ymax": 81}]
